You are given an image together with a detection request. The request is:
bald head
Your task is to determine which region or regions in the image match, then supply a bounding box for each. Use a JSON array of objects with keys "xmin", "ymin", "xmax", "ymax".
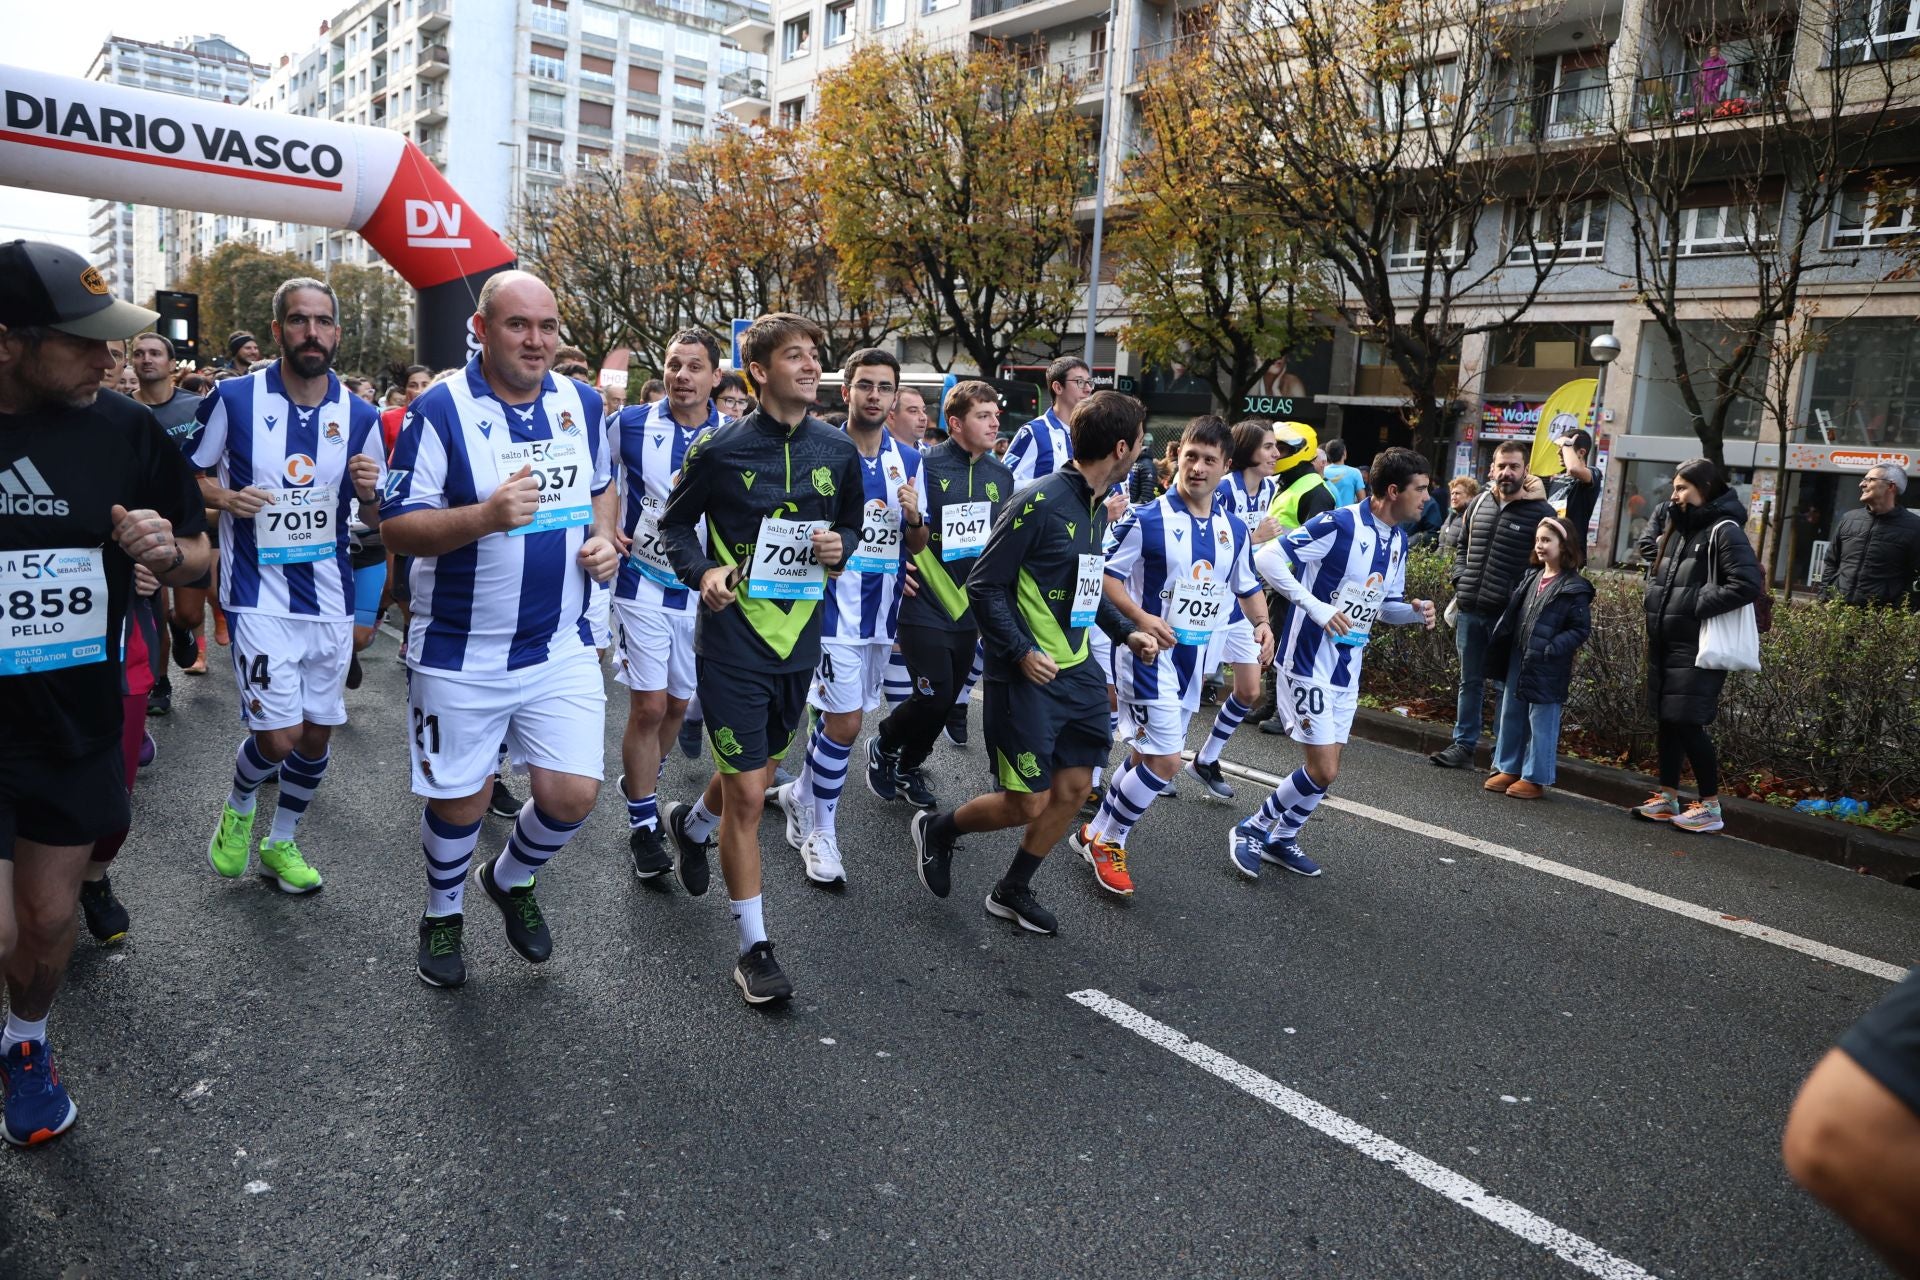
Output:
[{"xmin": 473, "ymin": 270, "xmax": 561, "ymax": 399}]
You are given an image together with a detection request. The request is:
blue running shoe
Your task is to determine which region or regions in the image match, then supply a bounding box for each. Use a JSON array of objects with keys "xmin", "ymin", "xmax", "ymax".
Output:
[
  {"xmin": 1260, "ymin": 836, "xmax": 1323, "ymax": 877},
  {"xmin": 1, "ymin": 1039, "xmax": 78, "ymax": 1147},
  {"xmin": 1227, "ymin": 819, "xmax": 1265, "ymax": 880},
  {"xmin": 677, "ymin": 718, "xmax": 704, "ymax": 761}
]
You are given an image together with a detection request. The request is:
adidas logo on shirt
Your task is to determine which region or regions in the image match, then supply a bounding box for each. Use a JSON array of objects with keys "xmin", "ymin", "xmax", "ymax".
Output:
[{"xmin": 0, "ymin": 457, "xmax": 70, "ymax": 516}]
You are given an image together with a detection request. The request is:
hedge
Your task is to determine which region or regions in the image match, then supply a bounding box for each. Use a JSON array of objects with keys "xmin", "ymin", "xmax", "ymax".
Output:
[{"xmin": 1360, "ymin": 551, "xmax": 1920, "ymax": 807}]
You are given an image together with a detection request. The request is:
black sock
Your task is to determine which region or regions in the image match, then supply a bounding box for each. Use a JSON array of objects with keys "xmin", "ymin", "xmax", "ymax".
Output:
[
  {"xmin": 1002, "ymin": 848, "xmax": 1044, "ymax": 889},
  {"xmin": 930, "ymin": 810, "xmax": 960, "ymax": 845}
]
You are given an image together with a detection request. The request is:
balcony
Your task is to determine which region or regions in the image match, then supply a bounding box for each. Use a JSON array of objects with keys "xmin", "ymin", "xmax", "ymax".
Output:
[
  {"xmin": 1483, "ymin": 84, "xmax": 1611, "ymax": 147},
  {"xmin": 417, "ymin": 88, "xmax": 448, "ymax": 122},
  {"xmin": 580, "ymin": 70, "xmax": 618, "ymax": 95},
  {"xmin": 970, "ymin": 0, "xmax": 1109, "ymax": 39},
  {"xmin": 372, "ymin": 27, "xmax": 388, "ymax": 50},
  {"xmin": 1633, "ymin": 56, "xmax": 1790, "ymax": 129},
  {"xmin": 720, "ymin": 69, "xmax": 770, "ymax": 119},
  {"xmin": 418, "ymin": 42, "xmax": 450, "ymax": 77},
  {"xmin": 1129, "ymin": 33, "xmax": 1203, "ymax": 82},
  {"xmin": 1023, "ymin": 48, "xmax": 1109, "ymax": 98},
  {"xmin": 371, "ymin": 69, "xmax": 388, "ymax": 96},
  {"xmin": 532, "ymin": 7, "xmax": 568, "ymax": 35},
  {"xmin": 418, "ymin": 0, "xmax": 450, "ymax": 31},
  {"xmin": 419, "ymin": 137, "xmax": 446, "ymax": 166},
  {"xmin": 723, "ymin": 11, "xmax": 776, "ymax": 49}
]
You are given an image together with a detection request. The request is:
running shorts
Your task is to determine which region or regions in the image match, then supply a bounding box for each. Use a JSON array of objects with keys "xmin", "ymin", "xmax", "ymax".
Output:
[
  {"xmin": 0, "ymin": 742, "xmax": 129, "ymax": 852},
  {"xmin": 982, "ymin": 661, "xmax": 1110, "ymax": 794},
  {"xmin": 228, "ymin": 613, "xmax": 353, "ymax": 731},
  {"xmin": 613, "ymin": 598, "xmax": 697, "ymax": 699},
  {"xmin": 1275, "ymin": 674, "xmax": 1358, "ymax": 747},
  {"xmin": 812, "ymin": 639, "xmax": 891, "ymax": 715},
  {"xmin": 697, "ymin": 662, "xmax": 807, "ymax": 774},
  {"xmin": 405, "ymin": 647, "xmax": 607, "ymax": 799}
]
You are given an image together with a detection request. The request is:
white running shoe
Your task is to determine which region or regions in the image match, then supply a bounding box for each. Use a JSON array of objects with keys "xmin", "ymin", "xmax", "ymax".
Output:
[
  {"xmin": 772, "ymin": 781, "xmax": 812, "ymax": 851},
  {"xmin": 799, "ymin": 828, "xmax": 846, "ymax": 887}
]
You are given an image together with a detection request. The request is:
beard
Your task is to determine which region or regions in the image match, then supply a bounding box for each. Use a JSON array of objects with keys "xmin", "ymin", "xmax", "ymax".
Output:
[
  {"xmin": 1497, "ymin": 475, "xmax": 1521, "ymax": 496},
  {"xmin": 288, "ymin": 344, "xmax": 334, "ymax": 379}
]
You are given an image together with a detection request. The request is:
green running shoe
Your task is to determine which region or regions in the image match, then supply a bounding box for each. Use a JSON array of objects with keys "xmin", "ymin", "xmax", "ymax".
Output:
[
  {"xmin": 258, "ymin": 839, "xmax": 324, "ymax": 894},
  {"xmin": 208, "ymin": 804, "xmax": 255, "ymax": 878}
]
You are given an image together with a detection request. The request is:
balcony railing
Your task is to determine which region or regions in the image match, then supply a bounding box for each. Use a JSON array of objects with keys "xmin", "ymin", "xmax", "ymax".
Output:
[
  {"xmin": 418, "ymin": 0, "xmax": 451, "ymax": 28},
  {"xmin": 1130, "ymin": 32, "xmax": 1205, "ymax": 80},
  {"xmin": 1021, "ymin": 49, "xmax": 1107, "ymax": 91},
  {"xmin": 1483, "ymin": 84, "xmax": 1611, "ymax": 146},
  {"xmin": 419, "ymin": 43, "xmax": 451, "ymax": 75},
  {"xmin": 1633, "ymin": 56, "xmax": 1791, "ymax": 128},
  {"xmin": 719, "ymin": 69, "xmax": 769, "ymax": 101},
  {"xmin": 580, "ymin": 70, "xmax": 618, "ymax": 93}
]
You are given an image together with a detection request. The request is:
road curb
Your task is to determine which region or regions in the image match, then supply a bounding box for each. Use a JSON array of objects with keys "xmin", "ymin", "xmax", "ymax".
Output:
[{"xmin": 1344, "ymin": 707, "xmax": 1920, "ymax": 889}]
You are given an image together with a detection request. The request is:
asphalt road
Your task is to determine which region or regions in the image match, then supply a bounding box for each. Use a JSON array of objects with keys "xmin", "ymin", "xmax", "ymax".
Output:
[{"xmin": 1, "ymin": 633, "xmax": 1914, "ymax": 1279}]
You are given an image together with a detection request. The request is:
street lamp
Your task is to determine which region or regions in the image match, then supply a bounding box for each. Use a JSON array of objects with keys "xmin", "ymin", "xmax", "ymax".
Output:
[{"xmin": 1587, "ymin": 331, "xmax": 1621, "ymax": 430}]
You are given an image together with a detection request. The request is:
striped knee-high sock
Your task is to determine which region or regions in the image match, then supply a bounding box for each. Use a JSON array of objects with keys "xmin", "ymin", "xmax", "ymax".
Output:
[
  {"xmin": 227, "ymin": 738, "xmax": 277, "ymax": 814},
  {"xmin": 806, "ymin": 727, "xmax": 855, "ymax": 834},
  {"xmin": 1254, "ymin": 767, "xmax": 1328, "ymax": 840},
  {"xmin": 422, "ymin": 808, "xmax": 483, "ymax": 917},
  {"xmin": 491, "ymin": 803, "xmax": 586, "ymax": 889},
  {"xmin": 883, "ymin": 649, "xmax": 912, "ymax": 707},
  {"xmin": 1197, "ymin": 695, "xmax": 1251, "ymax": 766},
  {"xmin": 955, "ymin": 641, "xmax": 983, "ymax": 707},
  {"xmin": 623, "ymin": 777, "xmax": 659, "ymax": 832},
  {"xmin": 268, "ymin": 748, "xmax": 329, "ymax": 842},
  {"xmin": 1088, "ymin": 763, "xmax": 1170, "ymax": 847}
]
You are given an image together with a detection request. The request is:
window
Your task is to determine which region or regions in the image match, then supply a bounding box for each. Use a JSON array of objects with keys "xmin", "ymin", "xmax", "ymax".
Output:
[
  {"xmin": 532, "ymin": 0, "xmax": 568, "ymax": 34},
  {"xmin": 1386, "ymin": 216, "xmax": 1465, "ymax": 270},
  {"xmin": 529, "ymin": 88, "xmax": 566, "ymax": 129},
  {"xmin": 629, "ymin": 65, "xmax": 660, "ymax": 95},
  {"xmin": 631, "ymin": 18, "xmax": 668, "ymax": 52},
  {"xmin": 526, "ymin": 137, "xmax": 564, "ymax": 173},
  {"xmin": 671, "ymin": 119, "xmax": 703, "ymax": 145},
  {"xmin": 1546, "ymin": 49, "xmax": 1610, "ymax": 138},
  {"xmin": 1830, "ymin": 182, "xmax": 1918, "ymax": 247},
  {"xmin": 783, "ymin": 16, "xmax": 811, "ymax": 59},
  {"xmin": 873, "ymin": 0, "xmax": 899, "ymax": 27},
  {"xmin": 578, "ymin": 145, "xmax": 611, "ymax": 169},
  {"xmin": 779, "ymin": 96, "xmax": 805, "ymax": 127},
  {"xmin": 1381, "ymin": 60, "xmax": 1457, "ymax": 129},
  {"xmin": 1510, "ymin": 197, "xmax": 1609, "ymax": 263},
  {"xmin": 578, "ymin": 100, "xmax": 614, "ymax": 135},
  {"xmin": 826, "ymin": 0, "xmax": 854, "ymax": 43},
  {"xmin": 581, "ymin": 3, "xmax": 621, "ymax": 38},
  {"xmin": 675, "ymin": 28, "xmax": 708, "ymax": 60},
  {"xmin": 627, "ymin": 109, "xmax": 659, "ymax": 137},
  {"xmin": 1669, "ymin": 201, "xmax": 1779, "ymax": 256},
  {"xmin": 1804, "ymin": 317, "xmax": 1920, "ymax": 447},
  {"xmin": 530, "ymin": 42, "xmax": 566, "ymax": 79},
  {"xmin": 1838, "ymin": 0, "xmax": 1920, "ymax": 53},
  {"xmin": 579, "ymin": 52, "xmax": 615, "ymax": 92}
]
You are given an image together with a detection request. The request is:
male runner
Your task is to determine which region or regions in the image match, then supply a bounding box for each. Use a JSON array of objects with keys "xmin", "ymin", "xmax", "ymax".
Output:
[
  {"xmin": 879, "ymin": 385, "xmax": 936, "ymax": 707},
  {"xmin": 382, "ymin": 270, "xmax": 621, "ymax": 988},
  {"xmin": 608, "ymin": 327, "xmax": 723, "ymax": 880},
  {"xmin": 129, "ymin": 331, "xmax": 205, "ymax": 698},
  {"xmin": 1070, "ymin": 417, "xmax": 1272, "ymax": 894},
  {"xmin": 909, "ymin": 391, "xmax": 1158, "ymax": 935},
  {"xmin": 1003, "ymin": 356, "xmax": 1093, "ymax": 487},
  {"xmin": 195, "ymin": 278, "xmax": 385, "ymax": 894},
  {"xmin": 868, "ymin": 380, "xmax": 1013, "ymax": 808},
  {"xmin": 772, "ymin": 348, "xmax": 924, "ymax": 886},
  {"xmin": 1229, "ymin": 446, "xmax": 1436, "ymax": 878},
  {"xmin": 658, "ymin": 313, "xmax": 864, "ymax": 1004},
  {"xmin": 0, "ymin": 239, "xmax": 211, "ymax": 1144}
]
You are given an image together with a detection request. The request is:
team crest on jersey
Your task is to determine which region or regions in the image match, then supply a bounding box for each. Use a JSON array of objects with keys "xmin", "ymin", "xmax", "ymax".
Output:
[
  {"xmin": 559, "ymin": 411, "xmax": 579, "ymax": 436},
  {"xmin": 916, "ymin": 675, "xmax": 934, "ymax": 697},
  {"xmin": 985, "ymin": 482, "xmax": 1000, "ymax": 501},
  {"xmin": 1218, "ymin": 528, "xmax": 1231, "ymax": 545},
  {"xmin": 811, "ymin": 466, "xmax": 835, "ymax": 497},
  {"xmin": 284, "ymin": 454, "xmax": 316, "ymax": 485},
  {"xmin": 713, "ymin": 726, "xmax": 743, "ymax": 757},
  {"xmin": 1016, "ymin": 751, "xmax": 1041, "ymax": 779},
  {"xmin": 887, "ymin": 463, "xmax": 902, "ymax": 482},
  {"xmin": 323, "ymin": 421, "xmax": 342, "ymax": 443}
]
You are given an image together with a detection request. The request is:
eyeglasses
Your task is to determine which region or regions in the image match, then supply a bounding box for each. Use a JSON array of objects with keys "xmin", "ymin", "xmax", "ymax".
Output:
[
  {"xmin": 851, "ymin": 380, "xmax": 896, "ymax": 395},
  {"xmin": 718, "ymin": 395, "xmax": 749, "ymax": 409},
  {"xmin": 1064, "ymin": 377, "xmax": 1096, "ymax": 389}
]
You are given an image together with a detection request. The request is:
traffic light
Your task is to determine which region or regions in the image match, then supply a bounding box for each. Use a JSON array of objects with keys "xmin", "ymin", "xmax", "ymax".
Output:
[{"xmin": 152, "ymin": 290, "xmax": 199, "ymax": 362}]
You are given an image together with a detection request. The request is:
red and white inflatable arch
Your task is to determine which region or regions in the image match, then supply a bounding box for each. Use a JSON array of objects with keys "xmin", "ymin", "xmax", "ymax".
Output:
[{"xmin": 0, "ymin": 65, "xmax": 514, "ymax": 368}]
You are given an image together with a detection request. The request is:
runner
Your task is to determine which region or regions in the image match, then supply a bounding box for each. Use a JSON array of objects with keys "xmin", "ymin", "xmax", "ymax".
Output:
[
  {"xmin": 771, "ymin": 348, "xmax": 925, "ymax": 886},
  {"xmin": 1068, "ymin": 416, "xmax": 1272, "ymax": 894},
  {"xmin": 1189, "ymin": 418, "xmax": 1284, "ymax": 799},
  {"xmin": 192, "ymin": 278, "xmax": 385, "ymax": 896},
  {"xmin": 381, "ymin": 270, "xmax": 621, "ymax": 988},
  {"xmin": 867, "ymin": 380, "xmax": 1013, "ymax": 810},
  {"xmin": 607, "ymin": 328, "xmax": 723, "ymax": 881},
  {"xmin": 1229, "ymin": 446, "xmax": 1437, "ymax": 879},
  {"xmin": 657, "ymin": 312, "xmax": 864, "ymax": 1004},
  {"xmin": 0, "ymin": 239, "xmax": 211, "ymax": 1144},
  {"xmin": 908, "ymin": 390, "xmax": 1159, "ymax": 935},
  {"xmin": 1003, "ymin": 356, "xmax": 1093, "ymax": 488},
  {"xmin": 880, "ymin": 383, "xmax": 937, "ymax": 708}
]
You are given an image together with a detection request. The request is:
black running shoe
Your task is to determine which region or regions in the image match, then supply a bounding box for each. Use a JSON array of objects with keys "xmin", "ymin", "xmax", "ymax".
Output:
[
  {"xmin": 168, "ymin": 620, "xmax": 197, "ymax": 671},
  {"xmin": 665, "ymin": 801, "xmax": 712, "ymax": 897},
  {"xmin": 628, "ymin": 823, "xmax": 672, "ymax": 880},
  {"xmin": 895, "ymin": 762, "xmax": 938, "ymax": 810},
  {"xmin": 416, "ymin": 913, "xmax": 467, "ymax": 988},
  {"xmin": 1184, "ymin": 758, "xmax": 1237, "ymax": 802},
  {"xmin": 78, "ymin": 876, "xmax": 129, "ymax": 945},
  {"xmin": 146, "ymin": 682, "xmax": 171, "ymax": 717},
  {"xmin": 865, "ymin": 737, "xmax": 901, "ymax": 802},
  {"xmin": 911, "ymin": 810, "xmax": 954, "ymax": 899},
  {"xmin": 476, "ymin": 857, "xmax": 552, "ymax": 963},
  {"xmin": 677, "ymin": 718, "xmax": 704, "ymax": 761},
  {"xmin": 732, "ymin": 940, "xmax": 794, "ymax": 1005},
  {"xmin": 346, "ymin": 653, "xmax": 364, "ymax": 690},
  {"xmin": 1077, "ymin": 785, "xmax": 1105, "ymax": 823},
  {"xmin": 985, "ymin": 881, "xmax": 1058, "ymax": 935},
  {"xmin": 943, "ymin": 706, "xmax": 969, "ymax": 748},
  {"xmin": 487, "ymin": 776, "xmax": 522, "ymax": 819}
]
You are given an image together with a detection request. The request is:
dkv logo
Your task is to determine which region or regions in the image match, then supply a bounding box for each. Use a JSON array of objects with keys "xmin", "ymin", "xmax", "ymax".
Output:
[{"xmin": 404, "ymin": 199, "xmax": 472, "ymax": 250}]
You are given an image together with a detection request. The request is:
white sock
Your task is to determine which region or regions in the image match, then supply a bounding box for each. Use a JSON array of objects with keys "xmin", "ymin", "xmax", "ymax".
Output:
[
  {"xmin": 422, "ymin": 808, "xmax": 484, "ymax": 918},
  {"xmin": 2, "ymin": 1013, "xmax": 48, "ymax": 1052},
  {"xmin": 731, "ymin": 895, "xmax": 767, "ymax": 954},
  {"xmin": 684, "ymin": 796, "xmax": 720, "ymax": 843}
]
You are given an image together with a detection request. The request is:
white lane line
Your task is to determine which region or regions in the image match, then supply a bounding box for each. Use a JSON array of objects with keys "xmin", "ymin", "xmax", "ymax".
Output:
[
  {"xmin": 1210, "ymin": 757, "xmax": 1909, "ymax": 984},
  {"xmin": 377, "ymin": 621, "xmax": 405, "ymax": 644},
  {"xmin": 1068, "ymin": 990, "xmax": 1661, "ymax": 1280}
]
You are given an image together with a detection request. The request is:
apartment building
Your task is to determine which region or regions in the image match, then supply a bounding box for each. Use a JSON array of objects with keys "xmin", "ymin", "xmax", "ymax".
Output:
[{"xmin": 84, "ymin": 34, "xmax": 270, "ymax": 302}]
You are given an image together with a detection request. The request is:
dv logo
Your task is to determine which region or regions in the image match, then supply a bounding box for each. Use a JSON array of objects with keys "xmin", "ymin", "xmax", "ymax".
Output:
[{"xmin": 404, "ymin": 199, "xmax": 472, "ymax": 250}]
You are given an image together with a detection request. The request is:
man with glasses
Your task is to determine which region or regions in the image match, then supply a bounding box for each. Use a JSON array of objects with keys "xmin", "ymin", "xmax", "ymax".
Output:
[
  {"xmin": 1004, "ymin": 356, "xmax": 1094, "ymax": 490},
  {"xmin": 1821, "ymin": 464, "xmax": 1920, "ymax": 610}
]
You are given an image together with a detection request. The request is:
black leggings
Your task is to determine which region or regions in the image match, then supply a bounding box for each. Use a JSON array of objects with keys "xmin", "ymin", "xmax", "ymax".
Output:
[
  {"xmin": 879, "ymin": 624, "xmax": 978, "ymax": 769},
  {"xmin": 1657, "ymin": 721, "xmax": 1720, "ymax": 796}
]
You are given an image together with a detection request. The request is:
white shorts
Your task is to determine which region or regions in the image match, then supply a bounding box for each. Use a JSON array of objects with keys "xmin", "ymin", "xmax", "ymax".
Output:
[
  {"xmin": 227, "ymin": 612, "xmax": 352, "ymax": 732},
  {"xmin": 588, "ymin": 580, "xmax": 612, "ymax": 650},
  {"xmin": 406, "ymin": 648, "xmax": 607, "ymax": 799},
  {"xmin": 612, "ymin": 597, "xmax": 696, "ymax": 699},
  {"xmin": 1090, "ymin": 627, "xmax": 1114, "ymax": 687},
  {"xmin": 1276, "ymin": 675, "xmax": 1358, "ymax": 747},
  {"xmin": 812, "ymin": 639, "xmax": 891, "ymax": 714},
  {"xmin": 1117, "ymin": 697, "xmax": 1193, "ymax": 758},
  {"xmin": 1210, "ymin": 616, "xmax": 1262, "ymax": 668}
]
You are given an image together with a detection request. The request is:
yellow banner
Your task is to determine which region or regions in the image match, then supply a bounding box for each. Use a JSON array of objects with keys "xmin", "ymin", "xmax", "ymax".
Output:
[{"xmin": 1528, "ymin": 378, "xmax": 1597, "ymax": 478}]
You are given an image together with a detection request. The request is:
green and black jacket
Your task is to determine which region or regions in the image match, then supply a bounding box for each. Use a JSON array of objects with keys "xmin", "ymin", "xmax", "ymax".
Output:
[{"xmin": 900, "ymin": 438, "xmax": 1016, "ymax": 634}]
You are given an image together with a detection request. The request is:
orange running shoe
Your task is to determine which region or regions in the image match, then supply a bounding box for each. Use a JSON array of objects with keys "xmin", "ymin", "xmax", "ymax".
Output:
[{"xmin": 1073, "ymin": 824, "xmax": 1135, "ymax": 897}]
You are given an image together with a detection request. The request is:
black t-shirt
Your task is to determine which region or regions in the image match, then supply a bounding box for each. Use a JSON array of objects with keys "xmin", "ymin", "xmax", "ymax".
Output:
[
  {"xmin": 1550, "ymin": 471, "xmax": 1598, "ymax": 540},
  {"xmin": 1, "ymin": 389, "xmax": 208, "ymax": 760}
]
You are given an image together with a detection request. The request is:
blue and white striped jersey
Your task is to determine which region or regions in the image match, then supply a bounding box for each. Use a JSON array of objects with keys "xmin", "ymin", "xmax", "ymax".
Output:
[
  {"xmin": 822, "ymin": 432, "xmax": 923, "ymax": 643},
  {"xmin": 1104, "ymin": 492, "xmax": 1259, "ymax": 710},
  {"xmin": 1255, "ymin": 502, "xmax": 1415, "ymax": 691},
  {"xmin": 1213, "ymin": 471, "xmax": 1278, "ymax": 625},
  {"xmin": 188, "ymin": 365, "xmax": 384, "ymax": 623},
  {"xmin": 608, "ymin": 397, "xmax": 718, "ymax": 614},
  {"xmin": 1004, "ymin": 407, "xmax": 1072, "ymax": 487},
  {"xmin": 382, "ymin": 360, "xmax": 610, "ymax": 677}
]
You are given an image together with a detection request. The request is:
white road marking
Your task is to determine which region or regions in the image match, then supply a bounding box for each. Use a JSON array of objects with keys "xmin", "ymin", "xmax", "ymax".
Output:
[
  {"xmin": 1210, "ymin": 757, "xmax": 1908, "ymax": 984},
  {"xmin": 1069, "ymin": 990, "xmax": 1661, "ymax": 1280}
]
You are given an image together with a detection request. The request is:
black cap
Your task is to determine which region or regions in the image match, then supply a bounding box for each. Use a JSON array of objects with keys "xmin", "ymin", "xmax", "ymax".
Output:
[
  {"xmin": 0, "ymin": 240, "xmax": 159, "ymax": 340},
  {"xmin": 229, "ymin": 331, "xmax": 257, "ymax": 357}
]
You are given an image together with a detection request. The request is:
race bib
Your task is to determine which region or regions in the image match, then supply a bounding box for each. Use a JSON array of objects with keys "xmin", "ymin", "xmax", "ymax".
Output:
[
  {"xmin": 0, "ymin": 547, "xmax": 108, "ymax": 675},
  {"xmin": 1333, "ymin": 575, "xmax": 1387, "ymax": 649},
  {"xmin": 496, "ymin": 434, "xmax": 591, "ymax": 536},
  {"xmin": 256, "ymin": 484, "xmax": 338, "ymax": 565},
  {"xmin": 1167, "ymin": 575, "xmax": 1227, "ymax": 646},
  {"xmin": 626, "ymin": 494, "xmax": 677, "ymax": 587},
  {"xmin": 1070, "ymin": 553, "xmax": 1103, "ymax": 628},
  {"xmin": 747, "ymin": 517, "xmax": 827, "ymax": 600},
  {"xmin": 849, "ymin": 499, "xmax": 901, "ymax": 574},
  {"xmin": 940, "ymin": 501, "xmax": 991, "ymax": 561}
]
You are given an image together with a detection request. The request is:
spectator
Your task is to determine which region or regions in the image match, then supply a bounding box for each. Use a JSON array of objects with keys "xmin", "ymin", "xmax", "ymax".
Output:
[
  {"xmin": 1268, "ymin": 422, "xmax": 1335, "ymax": 530},
  {"xmin": 1820, "ymin": 464, "xmax": 1920, "ymax": 610},
  {"xmin": 1323, "ymin": 438, "xmax": 1367, "ymax": 505},
  {"xmin": 717, "ymin": 372, "xmax": 753, "ymax": 420},
  {"xmin": 640, "ymin": 378, "xmax": 665, "ymax": 404},
  {"xmin": 1547, "ymin": 427, "xmax": 1598, "ymax": 537},
  {"xmin": 380, "ymin": 364, "xmax": 433, "ymax": 456},
  {"xmin": 225, "ymin": 330, "xmax": 260, "ymax": 369},
  {"xmin": 1632, "ymin": 457, "xmax": 1762, "ymax": 834},
  {"xmin": 1484, "ymin": 517, "xmax": 1593, "ymax": 798},
  {"xmin": 1430, "ymin": 441, "xmax": 1554, "ymax": 768},
  {"xmin": 179, "ymin": 373, "xmax": 210, "ymax": 395},
  {"xmin": 600, "ymin": 380, "xmax": 626, "ymax": 415},
  {"xmin": 113, "ymin": 363, "xmax": 138, "ymax": 395},
  {"xmin": 1438, "ymin": 476, "xmax": 1480, "ymax": 552},
  {"xmin": 1131, "ymin": 432, "xmax": 1164, "ymax": 503},
  {"xmin": 992, "ymin": 436, "xmax": 1008, "ymax": 458}
]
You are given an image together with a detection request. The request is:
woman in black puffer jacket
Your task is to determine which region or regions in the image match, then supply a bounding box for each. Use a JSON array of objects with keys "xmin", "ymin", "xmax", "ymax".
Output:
[{"xmin": 1633, "ymin": 458, "xmax": 1762, "ymax": 834}]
